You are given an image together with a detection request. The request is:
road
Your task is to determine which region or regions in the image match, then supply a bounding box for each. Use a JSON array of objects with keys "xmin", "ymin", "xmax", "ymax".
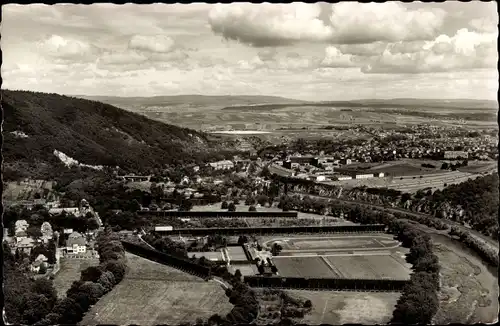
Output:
[{"xmin": 290, "ymin": 191, "xmax": 498, "ymax": 250}]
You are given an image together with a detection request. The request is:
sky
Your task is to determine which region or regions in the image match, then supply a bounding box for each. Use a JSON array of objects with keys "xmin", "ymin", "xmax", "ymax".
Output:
[{"xmin": 1, "ymin": 2, "xmax": 498, "ymax": 101}]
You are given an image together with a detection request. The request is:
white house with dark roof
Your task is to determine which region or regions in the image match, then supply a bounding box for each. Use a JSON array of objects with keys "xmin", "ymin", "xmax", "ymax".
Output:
[{"xmin": 66, "ymin": 232, "xmax": 87, "ymax": 254}]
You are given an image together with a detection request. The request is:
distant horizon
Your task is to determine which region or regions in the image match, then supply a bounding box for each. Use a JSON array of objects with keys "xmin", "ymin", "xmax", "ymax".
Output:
[{"xmin": 2, "ymin": 87, "xmax": 497, "ymax": 103}]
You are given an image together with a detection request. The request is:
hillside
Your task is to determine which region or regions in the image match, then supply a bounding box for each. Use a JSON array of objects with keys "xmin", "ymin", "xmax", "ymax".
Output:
[
  {"xmin": 2, "ymin": 90, "xmax": 236, "ymax": 179},
  {"xmin": 75, "ymin": 94, "xmax": 306, "ymax": 108},
  {"xmin": 222, "ymin": 98, "xmax": 498, "ymax": 111}
]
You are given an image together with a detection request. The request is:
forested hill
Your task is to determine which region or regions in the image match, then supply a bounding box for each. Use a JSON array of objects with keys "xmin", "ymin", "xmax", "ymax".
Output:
[{"xmin": 2, "ymin": 90, "xmax": 235, "ymax": 179}]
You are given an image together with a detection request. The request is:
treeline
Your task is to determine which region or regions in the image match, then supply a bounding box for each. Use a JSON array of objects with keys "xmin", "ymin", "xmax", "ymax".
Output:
[
  {"xmin": 33, "ymin": 229, "xmax": 127, "ymax": 325},
  {"xmin": 244, "ymin": 276, "xmax": 408, "ymax": 291},
  {"xmin": 2, "ymin": 89, "xmax": 238, "ymax": 179},
  {"xmin": 449, "ymin": 227, "xmax": 499, "ymax": 266}
]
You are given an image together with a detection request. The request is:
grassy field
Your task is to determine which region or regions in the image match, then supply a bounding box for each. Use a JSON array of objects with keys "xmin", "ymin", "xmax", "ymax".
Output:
[
  {"xmin": 286, "ymin": 237, "xmax": 384, "ymax": 250},
  {"xmin": 80, "ymin": 252, "xmax": 233, "ymax": 325},
  {"xmin": 228, "ymin": 264, "xmax": 258, "ymax": 276},
  {"xmin": 53, "ymin": 258, "xmax": 99, "ymax": 298},
  {"xmin": 274, "ymin": 256, "xmax": 335, "ymax": 278},
  {"xmin": 286, "ymin": 290, "xmax": 400, "ymax": 325},
  {"xmin": 325, "ymin": 255, "xmax": 411, "ymax": 280}
]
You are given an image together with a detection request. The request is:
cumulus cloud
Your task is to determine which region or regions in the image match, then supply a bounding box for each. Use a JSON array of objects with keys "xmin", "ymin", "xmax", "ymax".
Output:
[
  {"xmin": 208, "ymin": 3, "xmax": 333, "ymax": 47},
  {"xmin": 362, "ymin": 29, "xmax": 497, "ymax": 74},
  {"xmin": 98, "ymin": 50, "xmax": 149, "ymax": 66},
  {"xmin": 128, "ymin": 35, "xmax": 175, "ymax": 53},
  {"xmin": 338, "ymin": 42, "xmax": 387, "ymax": 56},
  {"xmin": 320, "ymin": 46, "xmax": 359, "ymax": 68},
  {"xmin": 329, "ymin": 2, "xmax": 446, "ymax": 44},
  {"xmin": 37, "ymin": 35, "xmax": 98, "ymax": 61},
  {"xmin": 208, "ymin": 2, "xmax": 448, "ymax": 47}
]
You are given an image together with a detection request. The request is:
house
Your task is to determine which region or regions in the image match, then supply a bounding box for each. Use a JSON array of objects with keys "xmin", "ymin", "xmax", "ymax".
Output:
[
  {"xmin": 49, "ymin": 207, "xmax": 80, "ymax": 216},
  {"xmin": 355, "ymin": 173, "xmax": 374, "ymax": 180},
  {"xmin": 15, "ymin": 220, "xmax": 29, "ymax": 237},
  {"xmin": 315, "ymin": 175, "xmax": 327, "ymax": 182},
  {"xmin": 40, "ymin": 222, "xmax": 53, "ymax": 242},
  {"xmin": 337, "ymin": 175, "xmax": 353, "ymax": 181},
  {"xmin": 66, "ymin": 232, "xmax": 87, "ymax": 254},
  {"xmin": 444, "ymin": 151, "xmax": 468, "ymax": 159},
  {"xmin": 31, "ymin": 260, "xmax": 48, "ymax": 273},
  {"xmin": 181, "ymin": 176, "xmax": 190, "ymax": 185},
  {"xmin": 193, "ymin": 165, "xmax": 200, "ymax": 172},
  {"xmin": 17, "ymin": 237, "xmax": 36, "ymax": 254},
  {"xmin": 340, "ymin": 158, "xmax": 352, "ymax": 165}
]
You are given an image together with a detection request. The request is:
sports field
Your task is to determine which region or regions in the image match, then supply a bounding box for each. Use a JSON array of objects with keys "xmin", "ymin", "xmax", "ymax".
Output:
[
  {"xmin": 268, "ymin": 234, "xmax": 411, "ymax": 280},
  {"xmin": 80, "ymin": 252, "xmax": 232, "ymax": 325}
]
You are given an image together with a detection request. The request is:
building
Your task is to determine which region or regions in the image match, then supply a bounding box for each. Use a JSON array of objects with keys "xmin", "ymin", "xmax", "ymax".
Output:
[
  {"xmin": 209, "ymin": 160, "xmax": 235, "ymax": 170},
  {"xmin": 66, "ymin": 232, "xmax": 87, "ymax": 254},
  {"xmin": 49, "ymin": 207, "xmax": 80, "ymax": 216},
  {"xmin": 336, "ymin": 175, "xmax": 352, "ymax": 181},
  {"xmin": 15, "ymin": 220, "xmax": 29, "ymax": 237},
  {"xmin": 31, "ymin": 260, "xmax": 48, "ymax": 273},
  {"xmin": 17, "ymin": 237, "xmax": 36, "ymax": 254},
  {"xmin": 355, "ymin": 173, "xmax": 375, "ymax": 179},
  {"xmin": 40, "ymin": 222, "xmax": 53, "ymax": 243},
  {"xmin": 444, "ymin": 151, "xmax": 468, "ymax": 159},
  {"xmin": 120, "ymin": 175, "xmax": 151, "ymax": 182},
  {"xmin": 314, "ymin": 175, "xmax": 327, "ymax": 182}
]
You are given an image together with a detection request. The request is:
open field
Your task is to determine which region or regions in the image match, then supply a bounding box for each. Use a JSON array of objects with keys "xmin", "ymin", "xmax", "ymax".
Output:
[
  {"xmin": 287, "ymin": 290, "xmax": 400, "ymax": 325},
  {"xmin": 53, "ymin": 258, "xmax": 99, "ymax": 298},
  {"xmin": 80, "ymin": 252, "xmax": 233, "ymax": 326}
]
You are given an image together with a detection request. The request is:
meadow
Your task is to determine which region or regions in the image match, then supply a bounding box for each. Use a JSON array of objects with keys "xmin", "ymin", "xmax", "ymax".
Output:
[
  {"xmin": 53, "ymin": 258, "xmax": 99, "ymax": 298},
  {"xmin": 79, "ymin": 252, "xmax": 232, "ymax": 325}
]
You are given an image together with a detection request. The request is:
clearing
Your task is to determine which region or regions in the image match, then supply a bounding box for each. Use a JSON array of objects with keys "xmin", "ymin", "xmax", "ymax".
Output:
[
  {"xmin": 79, "ymin": 252, "xmax": 233, "ymax": 325},
  {"xmin": 53, "ymin": 258, "xmax": 99, "ymax": 298}
]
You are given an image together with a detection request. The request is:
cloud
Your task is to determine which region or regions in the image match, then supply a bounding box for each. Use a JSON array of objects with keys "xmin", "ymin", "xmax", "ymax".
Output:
[
  {"xmin": 320, "ymin": 46, "xmax": 359, "ymax": 68},
  {"xmin": 362, "ymin": 29, "xmax": 497, "ymax": 74},
  {"xmin": 329, "ymin": 2, "xmax": 446, "ymax": 44},
  {"xmin": 208, "ymin": 3, "xmax": 333, "ymax": 47},
  {"xmin": 128, "ymin": 35, "xmax": 175, "ymax": 53},
  {"xmin": 208, "ymin": 3, "xmax": 448, "ymax": 47},
  {"xmin": 98, "ymin": 50, "xmax": 149, "ymax": 66},
  {"xmin": 37, "ymin": 35, "xmax": 98, "ymax": 61}
]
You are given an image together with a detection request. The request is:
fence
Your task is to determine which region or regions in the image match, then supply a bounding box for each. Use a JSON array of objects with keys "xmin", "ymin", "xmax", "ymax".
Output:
[
  {"xmin": 243, "ymin": 276, "xmax": 408, "ymax": 292},
  {"xmin": 155, "ymin": 224, "xmax": 386, "ymax": 236}
]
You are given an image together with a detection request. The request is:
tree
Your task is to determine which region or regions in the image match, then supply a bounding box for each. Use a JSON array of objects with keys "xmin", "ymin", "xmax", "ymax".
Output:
[
  {"xmin": 104, "ymin": 260, "xmax": 126, "ymax": 283},
  {"xmin": 38, "ymin": 263, "xmax": 48, "ymax": 274},
  {"xmin": 228, "ymin": 202, "xmax": 236, "ymax": 212},
  {"xmin": 234, "ymin": 269, "xmax": 242, "ymax": 281},
  {"xmin": 221, "ymin": 201, "xmax": 228, "ymax": 209},
  {"xmin": 27, "ymin": 225, "xmax": 43, "ymax": 239},
  {"xmin": 257, "ymin": 194, "xmax": 269, "ymax": 207},
  {"xmin": 81, "ymin": 266, "xmax": 103, "ymax": 282},
  {"xmin": 97, "ymin": 270, "xmax": 116, "ymax": 292},
  {"xmin": 249, "ymin": 205, "xmax": 257, "ymax": 212},
  {"xmin": 87, "ymin": 217, "xmax": 100, "ymax": 230},
  {"xmin": 237, "ymin": 235, "xmax": 248, "ymax": 245},
  {"xmin": 245, "ymin": 196, "xmax": 256, "ymax": 206}
]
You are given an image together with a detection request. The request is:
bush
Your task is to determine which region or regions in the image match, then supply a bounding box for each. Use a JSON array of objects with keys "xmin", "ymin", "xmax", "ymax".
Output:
[
  {"xmin": 249, "ymin": 205, "xmax": 257, "ymax": 212},
  {"xmin": 228, "ymin": 202, "xmax": 236, "ymax": 212},
  {"xmin": 221, "ymin": 201, "xmax": 228, "ymax": 209}
]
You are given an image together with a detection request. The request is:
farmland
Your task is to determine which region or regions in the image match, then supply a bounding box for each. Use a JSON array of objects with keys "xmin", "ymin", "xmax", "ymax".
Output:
[
  {"xmin": 79, "ymin": 252, "xmax": 232, "ymax": 326},
  {"xmin": 53, "ymin": 258, "xmax": 99, "ymax": 298},
  {"xmin": 286, "ymin": 290, "xmax": 400, "ymax": 325}
]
